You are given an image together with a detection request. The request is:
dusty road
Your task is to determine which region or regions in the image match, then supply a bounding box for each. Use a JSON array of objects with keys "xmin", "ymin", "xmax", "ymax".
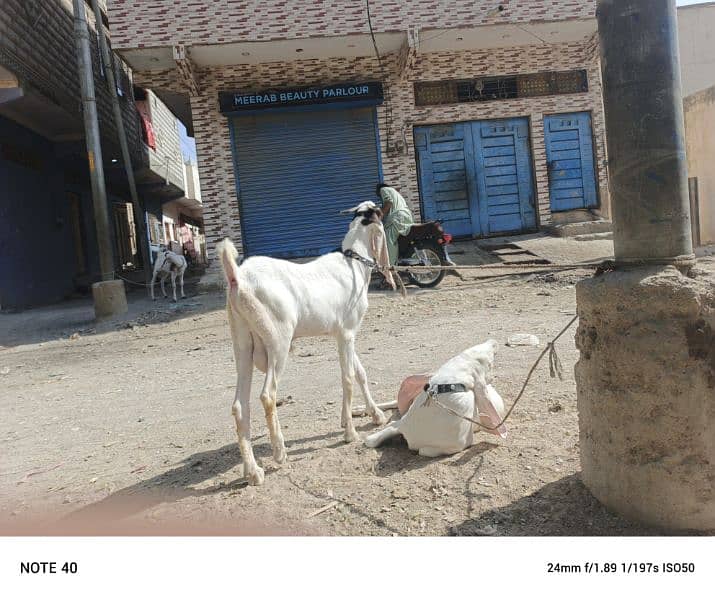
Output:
[{"xmin": 3, "ymin": 236, "xmax": 701, "ymax": 536}]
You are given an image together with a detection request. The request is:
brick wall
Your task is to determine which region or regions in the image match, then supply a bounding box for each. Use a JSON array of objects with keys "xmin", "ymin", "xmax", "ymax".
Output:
[
  {"xmin": 0, "ymin": 0, "xmax": 141, "ymax": 160},
  {"xmin": 134, "ymin": 37, "xmax": 608, "ymax": 260},
  {"xmin": 108, "ymin": 0, "xmax": 595, "ymax": 49}
]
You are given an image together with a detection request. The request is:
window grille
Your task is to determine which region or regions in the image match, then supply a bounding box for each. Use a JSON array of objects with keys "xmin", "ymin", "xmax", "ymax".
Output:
[{"xmin": 414, "ymin": 70, "xmax": 588, "ymax": 106}]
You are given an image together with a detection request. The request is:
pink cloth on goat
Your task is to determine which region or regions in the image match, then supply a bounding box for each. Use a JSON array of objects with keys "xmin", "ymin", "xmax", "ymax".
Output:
[{"xmin": 397, "ymin": 374, "xmax": 431, "ymax": 415}]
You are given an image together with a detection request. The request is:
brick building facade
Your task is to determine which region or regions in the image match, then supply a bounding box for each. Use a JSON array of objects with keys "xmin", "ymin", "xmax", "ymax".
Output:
[
  {"xmin": 0, "ymin": 0, "xmax": 141, "ymax": 164},
  {"xmin": 0, "ymin": 0, "xmax": 189, "ymax": 308},
  {"xmin": 108, "ymin": 0, "xmax": 608, "ymax": 268}
]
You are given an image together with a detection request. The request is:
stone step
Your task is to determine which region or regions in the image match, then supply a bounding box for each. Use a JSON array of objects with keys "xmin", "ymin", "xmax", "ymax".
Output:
[
  {"xmin": 547, "ymin": 220, "xmax": 613, "ymax": 238},
  {"xmin": 573, "ymin": 231, "xmax": 614, "ymax": 242}
]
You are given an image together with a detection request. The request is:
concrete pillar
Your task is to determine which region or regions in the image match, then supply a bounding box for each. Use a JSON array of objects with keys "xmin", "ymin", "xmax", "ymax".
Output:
[
  {"xmin": 598, "ymin": 0, "xmax": 694, "ymax": 266},
  {"xmin": 575, "ymin": 0, "xmax": 714, "ymax": 531},
  {"xmin": 73, "ymin": 0, "xmax": 128, "ymax": 318},
  {"xmin": 72, "ymin": 0, "xmax": 115, "ymax": 281},
  {"xmin": 92, "ymin": 280, "xmax": 128, "ymax": 319},
  {"xmin": 576, "ymin": 268, "xmax": 715, "ymax": 530}
]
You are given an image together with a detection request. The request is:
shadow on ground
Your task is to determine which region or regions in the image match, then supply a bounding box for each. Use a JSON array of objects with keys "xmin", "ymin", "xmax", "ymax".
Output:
[
  {"xmin": 449, "ymin": 473, "xmax": 665, "ymax": 536},
  {"xmin": 369, "ymin": 434, "xmax": 500, "ymax": 479},
  {"xmin": 39, "ymin": 441, "xmax": 321, "ymax": 535},
  {"xmin": 63, "ymin": 442, "xmax": 250, "ymax": 524},
  {"xmin": 53, "ymin": 426, "xmax": 402, "ymax": 534},
  {"xmin": 18, "ymin": 440, "xmax": 678, "ymax": 536},
  {"xmin": 0, "ymin": 277, "xmax": 223, "ymax": 348}
]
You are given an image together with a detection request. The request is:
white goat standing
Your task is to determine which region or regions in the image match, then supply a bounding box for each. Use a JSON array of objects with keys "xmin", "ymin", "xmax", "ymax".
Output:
[
  {"xmin": 218, "ymin": 201, "xmax": 396, "ymax": 485},
  {"xmin": 150, "ymin": 249, "xmax": 187, "ymax": 302},
  {"xmin": 365, "ymin": 340, "xmax": 508, "ymax": 457}
]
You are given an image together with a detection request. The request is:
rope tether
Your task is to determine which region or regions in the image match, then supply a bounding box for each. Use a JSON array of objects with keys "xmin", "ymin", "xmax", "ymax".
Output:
[{"xmin": 389, "ymin": 261, "xmax": 608, "ymax": 274}]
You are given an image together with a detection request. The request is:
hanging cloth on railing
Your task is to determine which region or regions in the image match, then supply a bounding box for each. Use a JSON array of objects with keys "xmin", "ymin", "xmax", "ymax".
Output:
[{"xmin": 135, "ymin": 101, "xmax": 156, "ymax": 150}]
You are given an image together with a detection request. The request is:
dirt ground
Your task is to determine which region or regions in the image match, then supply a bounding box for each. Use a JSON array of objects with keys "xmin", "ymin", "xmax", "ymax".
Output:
[{"xmin": 2, "ymin": 236, "xmax": 711, "ymax": 536}]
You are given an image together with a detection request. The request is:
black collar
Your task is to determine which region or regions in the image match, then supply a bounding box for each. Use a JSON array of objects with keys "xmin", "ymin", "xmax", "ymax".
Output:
[
  {"xmin": 343, "ymin": 248, "xmax": 377, "ymax": 269},
  {"xmin": 424, "ymin": 383, "xmax": 469, "ymax": 394}
]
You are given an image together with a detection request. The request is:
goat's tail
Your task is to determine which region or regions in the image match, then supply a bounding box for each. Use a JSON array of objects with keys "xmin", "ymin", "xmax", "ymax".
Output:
[
  {"xmin": 217, "ymin": 238, "xmax": 240, "ymax": 288},
  {"xmin": 216, "ymin": 238, "xmax": 278, "ymax": 350}
]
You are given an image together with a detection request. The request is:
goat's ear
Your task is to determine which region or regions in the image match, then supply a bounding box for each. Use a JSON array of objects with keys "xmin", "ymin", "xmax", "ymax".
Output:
[
  {"xmin": 474, "ymin": 382, "xmax": 508, "ymax": 439},
  {"xmin": 370, "ymin": 224, "xmax": 396, "ymax": 291},
  {"xmin": 339, "ymin": 204, "xmax": 361, "ymax": 215}
]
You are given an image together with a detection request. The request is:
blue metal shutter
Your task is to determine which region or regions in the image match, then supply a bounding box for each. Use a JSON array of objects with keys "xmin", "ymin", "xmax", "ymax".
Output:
[
  {"xmin": 471, "ymin": 118, "xmax": 537, "ymax": 235},
  {"xmin": 231, "ymin": 107, "xmax": 381, "ymax": 258},
  {"xmin": 544, "ymin": 112, "xmax": 598, "ymax": 211},
  {"xmin": 414, "ymin": 123, "xmax": 478, "ymax": 237}
]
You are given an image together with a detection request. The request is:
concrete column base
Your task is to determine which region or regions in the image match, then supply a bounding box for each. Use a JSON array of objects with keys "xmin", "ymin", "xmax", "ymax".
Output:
[
  {"xmin": 92, "ymin": 280, "xmax": 128, "ymax": 319},
  {"xmin": 575, "ymin": 265, "xmax": 715, "ymax": 531}
]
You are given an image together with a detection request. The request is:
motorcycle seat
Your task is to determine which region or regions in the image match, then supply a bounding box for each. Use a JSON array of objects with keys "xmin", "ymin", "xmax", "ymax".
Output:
[{"xmin": 399, "ymin": 221, "xmax": 444, "ymax": 243}]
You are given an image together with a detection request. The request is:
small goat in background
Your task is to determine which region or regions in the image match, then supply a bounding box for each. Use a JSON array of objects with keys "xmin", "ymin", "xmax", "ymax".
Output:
[
  {"xmin": 150, "ymin": 249, "xmax": 187, "ymax": 302},
  {"xmin": 218, "ymin": 201, "xmax": 395, "ymax": 485}
]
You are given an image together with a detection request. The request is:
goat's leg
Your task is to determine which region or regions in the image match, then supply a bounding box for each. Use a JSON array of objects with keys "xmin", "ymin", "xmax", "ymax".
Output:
[
  {"xmin": 170, "ymin": 271, "xmax": 178, "ymax": 302},
  {"xmin": 228, "ymin": 307, "xmax": 264, "ymax": 486},
  {"xmin": 337, "ymin": 334, "xmax": 359, "ymax": 442},
  {"xmin": 179, "ymin": 267, "xmax": 186, "ymax": 298},
  {"xmin": 364, "ymin": 419, "xmax": 403, "ymax": 448},
  {"xmin": 150, "ymin": 272, "xmax": 157, "ymax": 301},
  {"xmin": 259, "ymin": 344, "xmax": 288, "ymax": 465},
  {"xmin": 353, "ymin": 353, "xmax": 387, "ymax": 426},
  {"xmin": 418, "ymin": 446, "xmax": 450, "ymax": 458},
  {"xmin": 160, "ymin": 275, "xmax": 167, "ymax": 298}
]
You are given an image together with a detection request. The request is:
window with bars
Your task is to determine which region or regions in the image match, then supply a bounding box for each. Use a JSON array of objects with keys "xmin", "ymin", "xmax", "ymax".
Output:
[{"xmin": 414, "ymin": 70, "xmax": 588, "ymax": 106}]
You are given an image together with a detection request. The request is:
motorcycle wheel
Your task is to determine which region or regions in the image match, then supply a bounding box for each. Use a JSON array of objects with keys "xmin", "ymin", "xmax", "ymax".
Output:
[{"xmin": 405, "ymin": 242, "xmax": 446, "ymax": 288}]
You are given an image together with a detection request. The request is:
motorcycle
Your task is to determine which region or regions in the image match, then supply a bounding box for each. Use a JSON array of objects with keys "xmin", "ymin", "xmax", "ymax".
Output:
[{"xmin": 396, "ymin": 221, "xmax": 454, "ymax": 288}]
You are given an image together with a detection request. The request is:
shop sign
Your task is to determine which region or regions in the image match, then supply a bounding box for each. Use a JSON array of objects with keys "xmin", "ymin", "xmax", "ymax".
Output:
[{"xmin": 219, "ymin": 82, "xmax": 383, "ymax": 112}]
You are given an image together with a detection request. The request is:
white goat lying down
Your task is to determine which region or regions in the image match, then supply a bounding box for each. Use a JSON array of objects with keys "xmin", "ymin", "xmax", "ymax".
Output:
[
  {"xmin": 218, "ymin": 201, "xmax": 396, "ymax": 486},
  {"xmin": 365, "ymin": 340, "xmax": 508, "ymax": 457},
  {"xmin": 150, "ymin": 249, "xmax": 187, "ymax": 302}
]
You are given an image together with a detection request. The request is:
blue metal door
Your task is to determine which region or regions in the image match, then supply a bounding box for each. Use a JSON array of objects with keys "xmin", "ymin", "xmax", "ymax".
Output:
[
  {"xmin": 413, "ymin": 123, "xmax": 477, "ymax": 237},
  {"xmin": 415, "ymin": 117, "xmax": 536, "ymax": 237},
  {"xmin": 471, "ymin": 118, "xmax": 537, "ymax": 235},
  {"xmin": 231, "ymin": 107, "xmax": 381, "ymax": 258},
  {"xmin": 544, "ymin": 112, "xmax": 598, "ymax": 211}
]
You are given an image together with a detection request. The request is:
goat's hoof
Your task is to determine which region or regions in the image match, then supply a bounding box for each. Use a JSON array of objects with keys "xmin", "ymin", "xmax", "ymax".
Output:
[
  {"xmin": 364, "ymin": 433, "xmax": 380, "ymax": 448},
  {"xmin": 247, "ymin": 466, "xmax": 265, "ymax": 486},
  {"xmin": 273, "ymin": 448, "xmax": 288, "ymax": 464},
  {"xmin": 181, "ymin": 295, "xmax": 187, "ymax": 299},
  {"xmin": 371, "ymin": 409, "xmax": 387, "ymax": 426},
  {"xmin": 344, "ymin": 429, "xmax": 360, "ymax": 444}
]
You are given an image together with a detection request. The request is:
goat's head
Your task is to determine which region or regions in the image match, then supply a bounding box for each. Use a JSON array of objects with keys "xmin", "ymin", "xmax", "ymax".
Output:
[
  {"xmin": 341, "ymin": 201, "xmax": 395, "ymax": 290},
  {"xmin": 463, "ymin": 339, "xmax": 507, "ymax": 439},
  {"xmin": 341, "ymin": 200, "xmax": 383, "ymax": 225}
]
